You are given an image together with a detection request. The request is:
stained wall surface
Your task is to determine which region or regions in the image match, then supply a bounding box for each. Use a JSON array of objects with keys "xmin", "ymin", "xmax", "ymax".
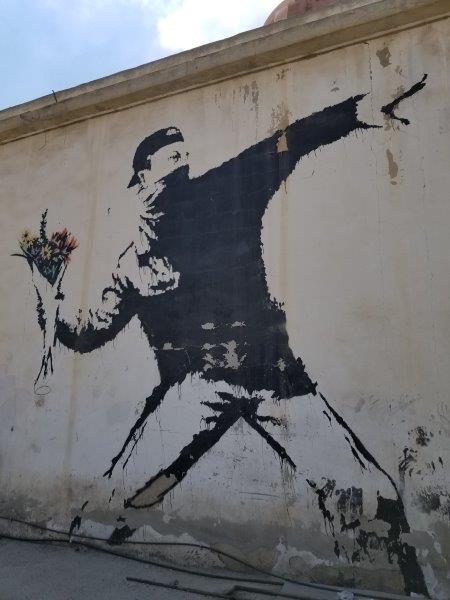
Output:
[{"xmin": 0, "ymin": 15, "xmax": 449, "ymax": 599}]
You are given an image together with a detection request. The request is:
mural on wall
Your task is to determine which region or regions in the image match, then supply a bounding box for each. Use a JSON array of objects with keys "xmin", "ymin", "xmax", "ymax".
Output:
[
  {"xmin": 15, "ymin": 210, "xmax": 78, "ymax": 393},
  {"xmin": 17, "ymin": 75, "xmax": 430, "ymax": 595}
]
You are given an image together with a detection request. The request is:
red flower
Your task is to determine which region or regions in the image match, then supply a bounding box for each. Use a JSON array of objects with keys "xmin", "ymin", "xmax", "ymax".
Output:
[{"xmin": 51, "ymin": 229, "xmax": 78, "ymax": 263}]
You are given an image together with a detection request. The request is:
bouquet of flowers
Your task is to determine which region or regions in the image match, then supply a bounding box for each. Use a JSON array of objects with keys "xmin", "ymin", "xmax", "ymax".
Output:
[
  {"xmin": 18, "ymin": 210, "xmax": 78, "ymax": 285},
  {"xmin": 15, "ymin": 210, "xmax": 78, "ymax": 392}
]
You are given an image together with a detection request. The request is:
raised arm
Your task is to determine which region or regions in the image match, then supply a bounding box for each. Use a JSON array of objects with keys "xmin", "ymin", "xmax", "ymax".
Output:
[
  {"xmin": 207, "ymin": 76, "xmax": 426, "ymax": 212},
  {"xmin": 279, "ymin": 93, "xmax": 371, "ymax": 178},
  {"xmin": 204, "ymin": 94, "xmax": 370, "ymax": 212}
]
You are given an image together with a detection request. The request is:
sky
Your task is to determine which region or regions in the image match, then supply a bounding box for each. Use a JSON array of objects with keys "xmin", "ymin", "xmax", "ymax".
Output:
[{"xmin": 0, "ymin": 0, "xmax": 279, "ymax": 110}]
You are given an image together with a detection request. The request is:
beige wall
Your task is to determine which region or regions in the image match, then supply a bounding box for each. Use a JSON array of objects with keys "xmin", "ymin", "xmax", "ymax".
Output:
[{"xmin": 0, "ymin": 12, "xmax": 449, "ymax": 598}]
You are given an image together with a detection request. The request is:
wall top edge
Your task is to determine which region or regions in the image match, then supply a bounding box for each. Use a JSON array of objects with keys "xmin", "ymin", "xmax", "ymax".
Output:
[{"xmin": 0, "ymin": 0, "xmax": 448, "ymax": 145}]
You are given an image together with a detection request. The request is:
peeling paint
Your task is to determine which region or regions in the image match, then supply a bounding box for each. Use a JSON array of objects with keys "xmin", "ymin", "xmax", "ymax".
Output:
[
  {"xmin": 386, "ymin": 149, "xmax": 398, "ymax": 183},
  {"xmin": 376, "ymin": 46, "xmax": 391, "ymax": 67}
]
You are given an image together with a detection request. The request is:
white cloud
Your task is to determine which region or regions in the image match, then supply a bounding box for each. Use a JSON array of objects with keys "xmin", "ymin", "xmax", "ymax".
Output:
[
  {"xmin": 157, "ymin": 0, "xmax": 278, "ymax": 52},
  {"xmin": 38, "ymin": 0, "xmax": 279, "ymax": 56}
]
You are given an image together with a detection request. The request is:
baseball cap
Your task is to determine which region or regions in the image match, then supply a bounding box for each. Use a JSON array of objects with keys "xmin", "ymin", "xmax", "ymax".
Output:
[{"xmin": 128, "ymin": 127, "xmax": 184, "ymax": 188}]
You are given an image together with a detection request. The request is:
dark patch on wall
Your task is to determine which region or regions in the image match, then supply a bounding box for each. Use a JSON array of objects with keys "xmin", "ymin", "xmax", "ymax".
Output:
[
  {"xmin": 376, "ymin": 46, "xmax": 391, "ymax": 67},
  {"xmin": 340, "ymin": 514, "xmax": 361, "ymax": 532},
  {"xmin": 417, "ymin": 486, "xmax": 450, "ymax": 517},
  {"xmin": 336, "ymin": 487, "xmax": 363, "ymax": 516},
  {"xmin": 307, "ymin": 478, "xmax": 336, "ymax": 535},
  {"xmin": 69, "ymin": 515, "xmax": 81, "ymax": 537},
  {"xmin": 107, "ymin": 525, "xmax": 136, "ymax": 546},
  {"xmin": 373, "ymin": 496, "xmax": 429, "ymax": 597},
  {"xmin": 410, "ymin": 426, "xmax": 433, "ymax": 447},
  {"xmin": 354, "ymin": 528, "xmax": 382, "ymax": 559},
  {"xmin": 418, "ymin": 489, "xmax": 441, "ymax": 513},
  {"xmin": 308, "ymin": 473, "xmax": 429, "ymax": 595},
  {"xmin": 399, "ymin": 447, "xmax": 417, "ymax": 478}
]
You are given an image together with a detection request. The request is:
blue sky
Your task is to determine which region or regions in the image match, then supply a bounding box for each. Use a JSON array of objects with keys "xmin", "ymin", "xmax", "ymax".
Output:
[{"xmin": 0, "ymin": 0, "xmax": 278, "ymax": 110}]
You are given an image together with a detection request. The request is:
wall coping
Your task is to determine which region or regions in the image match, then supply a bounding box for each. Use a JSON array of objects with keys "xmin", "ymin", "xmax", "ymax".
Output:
[{"xmin": 0, "ymin": 0, "xmax": 448, "ymax": 145}]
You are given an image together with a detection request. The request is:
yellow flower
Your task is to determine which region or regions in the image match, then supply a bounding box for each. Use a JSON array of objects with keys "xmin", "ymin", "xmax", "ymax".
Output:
[
  {"xmin": 20, "ymin": 229, "xmax": 31, "ymax": 242},
  {"xmin": 20, "ymin": 229, "xmax": 37, "ymax": 250},
  {"xmin": 41, "ymin": 244, "xmax": 52, "ymax": 261}
]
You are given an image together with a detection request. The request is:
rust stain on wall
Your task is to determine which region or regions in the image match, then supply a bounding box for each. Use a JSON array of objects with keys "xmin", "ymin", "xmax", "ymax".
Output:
[{"xmin": 386, "ymin": 149, "xmax": 399, "ymax": 184}]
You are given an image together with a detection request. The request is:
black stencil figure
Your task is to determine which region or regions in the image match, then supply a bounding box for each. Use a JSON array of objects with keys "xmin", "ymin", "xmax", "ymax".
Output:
[{"xmin": 31, "ymin": 77, "xmax": 429, "ymax": 595}]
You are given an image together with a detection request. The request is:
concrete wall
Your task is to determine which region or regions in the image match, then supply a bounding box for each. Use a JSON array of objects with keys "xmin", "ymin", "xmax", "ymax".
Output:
[{"xmin": 0, "ymin": 2, "xmax": 449, "ymax": 597}]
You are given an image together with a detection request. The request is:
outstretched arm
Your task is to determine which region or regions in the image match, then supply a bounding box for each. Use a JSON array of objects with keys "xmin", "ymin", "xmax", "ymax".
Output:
[
  {"xmin": 275, "ymin": 75, "xmax": 427, "ymax": 190},
  {"xmin": 213, "ymin": 76, "xmax": 427, "ymax": 211},
  {"xmin": 207, "ymin": 94, "xmax": 371, "ymax": 211},
  {"xmin": 277, "ymin": 92, "xmax": 373, "ymax": 182}
]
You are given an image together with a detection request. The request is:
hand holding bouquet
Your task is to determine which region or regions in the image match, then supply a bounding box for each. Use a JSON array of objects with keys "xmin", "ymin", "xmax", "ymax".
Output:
[{"xmin": 15, "ymin": 210, "xmax": 78, "ymax": 393}]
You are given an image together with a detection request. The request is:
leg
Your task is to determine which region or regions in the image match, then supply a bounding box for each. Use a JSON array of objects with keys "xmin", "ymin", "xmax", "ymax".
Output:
[
  {"xmin": 242, "ymin": 413, "xmax": 296, "ymax": 470},
  {"xmin": 125, "ymin": 394, "xmax": 242, "ymax": 508},
  {"xmin": 125, "ymin": 391, "xmax": 297, "ymax": 508},
  {"xmin": 207, "ymin": 392, "xmax": 296, "ymax": 468},
  {"xmin": 308, "ymin": 392, "xmax": 429, "ymax": 597},
  {"xmin": 104, "ymin": 379, "xmax": 174, "ymax": 478}
]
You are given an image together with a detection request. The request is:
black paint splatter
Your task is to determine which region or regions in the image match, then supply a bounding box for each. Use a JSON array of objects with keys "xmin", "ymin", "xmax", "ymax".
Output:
[
  {"xmin": 322, "ymin": 411, "xmax": 332, "ymax": 426},
  {"xmin": 336, "ymin": 487, "xmax": 363, "ymax": 516},
  {"xmin": 320, "ymin": 394, "xmax": 400, "ymax": 497},
  {"xmin": 411, "ymin": 426, "xmax": 433, "ymax": 447},
  {"xmin": 418, "ymin": 489, "xmax": 441, "ymax": 513},
  {"xmin": 107, "ymin": 525, "xmax": 136, "ymax": 546},
  {"xmin": 69, "ymin": 515, "xmax": 81, "ymax": 537},
  {"xmin": 307, "ymin": 478, "xmax": 336, "ymax": 536},
  {"xmin": 308, "ymin": 402, "xmax": 429, "ymax": 596},
  {"xmin": 417, "ymin": 486, "xmax": 450, "ymax": 517},
  {"xmin": 374, "ymin": 496, "xmax": 428, "ymax": 597},
  {"xmin": 399, "ymin": 447, "xmax": 417, "ymax": 476},
  {"xmin": 340, "ymin": 514, "xmax": 361, "ymax": 532}
]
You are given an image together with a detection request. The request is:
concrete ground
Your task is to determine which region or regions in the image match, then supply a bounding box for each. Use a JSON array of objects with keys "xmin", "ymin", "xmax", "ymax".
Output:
[
  {"xmin": 0, "ymin": 538, "xmax": 411, "ymax": 599},
  {"xmin": 0, "ymin": 538, "xmax": 254, "ymax": 599}
]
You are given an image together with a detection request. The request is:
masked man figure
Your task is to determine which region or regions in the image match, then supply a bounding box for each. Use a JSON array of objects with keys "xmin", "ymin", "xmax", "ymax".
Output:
[{"xmin": 30, "ymin": 79, "xmax": 429, "ymax": 596}]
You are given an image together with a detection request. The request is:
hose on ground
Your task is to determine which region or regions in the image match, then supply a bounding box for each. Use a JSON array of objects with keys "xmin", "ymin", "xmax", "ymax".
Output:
[{"xmin": 0, "ymin": 516, "xmax": 415, "ymax": 600}]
